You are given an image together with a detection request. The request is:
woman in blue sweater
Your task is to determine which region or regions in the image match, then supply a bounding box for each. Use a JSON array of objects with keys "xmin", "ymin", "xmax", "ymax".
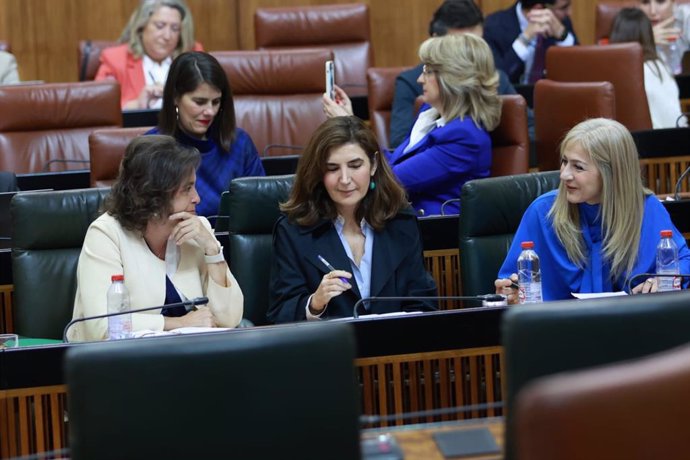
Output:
[
  {"xmin": 148, "ymin": 51, "xmax": 265, "ymax": 217},
  {"xmin": 495, "ymin": 118, "xmax": 690, "ymax": 302}
]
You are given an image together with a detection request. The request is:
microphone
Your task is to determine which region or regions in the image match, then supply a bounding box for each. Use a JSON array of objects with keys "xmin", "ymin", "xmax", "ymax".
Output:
[
  {"xmin": 352, "ymin": 294, "xmax": 507, "ymax": 319},
  {"xmin": 674, "ymin": 164, "xmax": 690, "ymax": 201},
  {"xmin": 359, "ymin": 401, "xmax": 504, "ymax": 426},
  {"xmin": 62, "ymin": 296, "xmax": 209, "ymax": 343},
  {"xmin": 625, "ymin": 273, "xmax": 690, "ymax": 294}
]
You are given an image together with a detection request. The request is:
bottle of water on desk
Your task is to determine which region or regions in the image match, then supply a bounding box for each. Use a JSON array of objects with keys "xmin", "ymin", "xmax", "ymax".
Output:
[
  {"xmin": 656, "ymin": 230, "xmax": 681, "ymax": 292},
  {"xmin": 518, "ymin": 241, "xmax": 542, "ymax": 303},
  {"xmin": 107, "ymin": 274, "xmax": 132, "ymax": 339},
  {"xmin": 659, "ymin": 38, "xmax": 683, "ymax": 75}
]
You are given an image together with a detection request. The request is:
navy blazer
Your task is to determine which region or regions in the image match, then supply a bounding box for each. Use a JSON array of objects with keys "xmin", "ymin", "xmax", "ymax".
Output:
[
  {"xmin": 267, "ymin": 211, "xmax": 437, "ymax": 323},
  {"xmin": 484, "ymin": 2, "xmax": 578, "ymax": 83},
  {"xmin": 387, "ymin": 106, "xmax": 492, "ymax": 216}
]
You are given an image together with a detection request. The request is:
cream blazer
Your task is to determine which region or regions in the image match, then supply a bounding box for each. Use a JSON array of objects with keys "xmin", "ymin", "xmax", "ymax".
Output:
[{"xmin": 69, "ymin": 213, "xmax": 243, "ymax": 341}]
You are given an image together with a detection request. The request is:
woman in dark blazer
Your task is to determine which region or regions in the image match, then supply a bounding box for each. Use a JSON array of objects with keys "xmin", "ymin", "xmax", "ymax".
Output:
[{"xmin": 268, "ymin": 116, "xmax": 437, "ymax": 323}]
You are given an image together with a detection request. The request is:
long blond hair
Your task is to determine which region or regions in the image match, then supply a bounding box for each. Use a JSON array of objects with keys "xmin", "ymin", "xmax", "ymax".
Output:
[
  {"xmin": 418, "ymin": 34, "xmax": 501, "ymax": 130},
  {"xmin": 548, "ymin": 118, "xmax": 648, "ymax": 279}
]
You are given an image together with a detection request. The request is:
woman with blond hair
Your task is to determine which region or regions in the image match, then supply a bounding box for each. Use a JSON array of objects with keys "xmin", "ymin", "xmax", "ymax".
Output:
[
  {"xmin": 96, "ymin": 0, "xmax": 203, "ymax": 109},
  {"xmin": 495, "ymin": 118, "xmax": 690, "ymax": 303},
  {"xmin": 325, "ymin": 34, "xmax": 502, "ymax": 215}
]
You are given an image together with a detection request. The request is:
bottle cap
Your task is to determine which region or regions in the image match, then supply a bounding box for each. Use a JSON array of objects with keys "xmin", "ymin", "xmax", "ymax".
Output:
[
  {"xmin": 521, "ymin": 241, "xmax": 534, "ymax": 249},
  {"xmin": 111, "ymin": 274, "xmax": 124, "ymax": 281},
  {"xmin": 660, "ymin": 230, "xmax": 673, "ymax": 238}
]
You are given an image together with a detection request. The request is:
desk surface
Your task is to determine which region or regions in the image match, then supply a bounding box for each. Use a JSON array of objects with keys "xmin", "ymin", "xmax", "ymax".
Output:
[{"xmin": 363, "ymin": 417, "xmax": 504, "ymax": 460}]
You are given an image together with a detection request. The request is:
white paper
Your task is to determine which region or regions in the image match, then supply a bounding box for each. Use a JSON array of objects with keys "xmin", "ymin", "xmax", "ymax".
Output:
[{"xmin": 571, "ymin": 291, "xmax": 628, "ymax": 299}]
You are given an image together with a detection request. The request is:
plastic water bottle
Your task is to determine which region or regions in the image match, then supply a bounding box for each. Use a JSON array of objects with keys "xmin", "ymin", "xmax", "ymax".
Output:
[
  {"xmin": 107, "ymin": 274, "xmax": 132, "ymax": 339},
  {"xmin": 656, "ymin": 230, "xmax": 681, "ymax": 292},
  {"xmin": 517, "ymin": 241, "xmax": 543, "ymax": 303},
  {"xmin": 660, "ymin": 38, "xmax": 683, "ymax": 75}
]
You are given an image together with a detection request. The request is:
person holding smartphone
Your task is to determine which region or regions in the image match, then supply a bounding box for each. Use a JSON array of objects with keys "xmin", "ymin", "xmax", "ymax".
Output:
[{"xmin": 323, "ymin": 34, "xmax": 501, "ymax": 216}]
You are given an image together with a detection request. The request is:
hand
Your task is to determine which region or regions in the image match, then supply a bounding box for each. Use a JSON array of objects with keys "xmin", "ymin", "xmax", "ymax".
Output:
[
  {"xmin": 322, "ymin": 84, "xmax": 353, "ymax": 118},
  {"xmin": 524, "ymin": 9, "xmax": 554, "ymax": 40},
  {"xmin": 310, "ymin": 270, "xmax": 353, "ymax": 313},
  {"xmin": 135, "ymin": 83, "xmax": 164, "ymax": 109},
  {"xmin": 631, "ymin": 277, "xmax": 659, "ymax": 294},
  {"xmin": 164, "ymin": 307, "xmax": 217, "ymax": 330},
  {"xmin": 653, "ymin": 16, "xmax": 681, "ymax": 44},
  {"xmin": 495, "ymin": 273, "xmax": 520, "ymax": 305},
  {"xmin": 169, "ymin": 211, "xmax": 218, "ymax": 255}
]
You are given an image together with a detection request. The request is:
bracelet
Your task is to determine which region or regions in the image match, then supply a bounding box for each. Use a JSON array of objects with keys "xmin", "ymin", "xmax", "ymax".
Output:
[{"xmin": 204, "ymin": 246, "xmax": 225, "ymax": 264}]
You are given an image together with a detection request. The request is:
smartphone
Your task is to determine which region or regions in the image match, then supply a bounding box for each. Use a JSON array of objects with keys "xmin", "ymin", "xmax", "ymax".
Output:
[{"xmin": 325, "ymin": 60, "xmax": 335, "ymax": 100}]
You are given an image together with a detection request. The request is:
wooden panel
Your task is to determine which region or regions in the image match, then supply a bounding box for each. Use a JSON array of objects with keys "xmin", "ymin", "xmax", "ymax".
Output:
[
  {"xmin": 189, "ymin": 0, "xmax": 240, "ymax": 52},
  {"xmin": 356, "ymin": 346, "xmax": 505, "ymax": 428},
  {"xmin": 424, "ymin": 248, "xmax": 462, "ymax": 308},
  {"xmin": 0, "ymin": 385, "xmax": 68, "ymax": 458},
  {"xmin": 0, "ymin": 284, "xmax": 13, "ymax": 333},
  {"xmin": 640, "ymin": 155, "xmax": 690, "ymax": 195}
]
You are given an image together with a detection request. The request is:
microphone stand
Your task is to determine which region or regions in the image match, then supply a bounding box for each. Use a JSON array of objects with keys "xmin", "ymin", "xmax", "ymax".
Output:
[
  {"xmin": 352, "ymin": 294, "xmax": 507, "ymax": 319},
  {"xmin": 625, "ymin": 273, "xmax": 690, "ymax": 295},
  {"xmin": 674, "ymin": 165, "xmax": 690, "ymax": 201},
  {"xmin": 62, "ymin": 296, "xmax": 209, "ymax": 343}
]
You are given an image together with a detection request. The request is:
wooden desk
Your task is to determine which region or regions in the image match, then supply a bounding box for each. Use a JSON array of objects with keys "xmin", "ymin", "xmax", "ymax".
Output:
[
  {"xmin": 0, "ymin": 308, "xmax": 506, "ymax": 458},
  {"xmin": 363, "ymin": 417, "xmax": 504, "ymax": 460}
]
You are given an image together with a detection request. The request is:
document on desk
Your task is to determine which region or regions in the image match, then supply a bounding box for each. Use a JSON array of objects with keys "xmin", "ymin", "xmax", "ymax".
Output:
[
  {"xmin": 571, "ymin": 291, "xmax": 627, "ymax": 299},
  {"xmin": 132, "ymin": 327, "xmax": 231, "ymax": 338}
]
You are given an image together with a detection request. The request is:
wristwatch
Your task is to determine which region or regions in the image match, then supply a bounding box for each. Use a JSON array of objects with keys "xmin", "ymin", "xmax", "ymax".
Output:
[
  {"xmin": 518, "ymin": 32, "xmax": 531, "ymax": 47},
  {"xmin": 204, "ymin": 245, "xmax": 225, "ymax": 264}
]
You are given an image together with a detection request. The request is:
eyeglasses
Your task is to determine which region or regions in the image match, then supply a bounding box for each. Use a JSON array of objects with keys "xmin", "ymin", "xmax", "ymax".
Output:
[{"xmin": 422, "ymin": 65, "xmax": 436, "ymax": 76}]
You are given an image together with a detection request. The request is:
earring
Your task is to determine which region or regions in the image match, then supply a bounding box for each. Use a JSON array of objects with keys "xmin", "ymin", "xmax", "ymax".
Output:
[
  {"xmin": 369, "ymin": 180, "xmax": 376, "ymax": 191},
  {"xmin": 175, "ymin": 106, "xmax": 179, "ymax": 121}
]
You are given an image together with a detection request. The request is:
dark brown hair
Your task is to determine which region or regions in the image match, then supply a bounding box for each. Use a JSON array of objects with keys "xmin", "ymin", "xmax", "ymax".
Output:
[
  {"xmin": 106, "ymin": 135, "xmax": 200, "ymax": 232},
  {"xmin": 158, "ymin": 51, "xmax": 236, "ymax": 151},
  {"xmin": 280, "ymin": 116, "xmax": 408, "ymax": 230},
  {"xmin": 610, "ymin": 8, "xmax": 659, "ymax": 61}
]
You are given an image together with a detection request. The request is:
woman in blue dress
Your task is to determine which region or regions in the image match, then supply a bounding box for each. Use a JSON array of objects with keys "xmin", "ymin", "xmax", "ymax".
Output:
[
  {"xmin": 495, "ymin": 118, "xmax": 690, "ymax": 303},
  {"xmin": 148, "ymin": 51, "xmax": 265, "ymax": 218}
]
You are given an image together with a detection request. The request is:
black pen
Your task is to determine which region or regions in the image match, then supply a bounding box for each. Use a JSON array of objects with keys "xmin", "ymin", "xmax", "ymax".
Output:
[
  {"xmin": 317, "ymin": 255, "xmax": 350, "ymax": 284},
  {"xmin": 510, "ymin": 282, "xmax": 520, "ymax": 290}
]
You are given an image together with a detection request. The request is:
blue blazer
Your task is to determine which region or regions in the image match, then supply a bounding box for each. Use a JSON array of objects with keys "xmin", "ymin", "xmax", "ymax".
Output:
[
  {"xmin": 389, "ymin": 64, "xmax": 519, "ymax": 149},
  {"xmin": 387, "ymin": 106, "xmax": 492, "ymax": 216},
  {"xmin": 484, "ymin": 2, "xmax": 578, "ymax": 83},
  {"xmin": 268, "ymin": 211, "xmax": 437, "ymax": 323}
]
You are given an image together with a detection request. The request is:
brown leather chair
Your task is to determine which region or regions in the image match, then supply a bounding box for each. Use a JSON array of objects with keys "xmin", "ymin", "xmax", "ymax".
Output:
[
  {"xmin": 0, "ymin": 81, "xmax": 122, "ymax": 174},
  {"xmin": 534, "ymin": 80, "xmax": 616, "ymax": 171},
  {"xmin": 515, "ymin": 343, "xmax": 690, "ymax": 460},
  {"xmin": 546, "ymin": 43, "xmax": 651, "ymax": 132},
  {"xmin": 366, "ymin": 66, "xmax": 411, "ymax": 149},
  {"xmin": 89, "ymin": 127, "xmax": 151, "ymax": 188},
  {"xmin": 254, "ymin": 3, "xmax": 373, "ymax": 97},
  {"xmin": 594, "ymin": 1, "xmax": 637, "ymax": 44},
  {"xmin": 490, "ymin": 95, "xmax": 530, "ymax": 177},
  {"xmin": 78, "ymin": 40, "xmax": 118, "ymax": 81},
  {"xmin": 211, "ymin": 49, "xmax": 331, "ymax": 157}
]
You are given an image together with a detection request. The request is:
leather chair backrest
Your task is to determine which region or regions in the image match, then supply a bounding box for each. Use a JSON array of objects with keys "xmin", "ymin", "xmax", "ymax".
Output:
[
  {"xmin": 503, "ymin": 291, "xmax": 690, "ymax": 460},
  {"xmin": 89, "ymin": 127, "xmax": 151, "ymax": 188},
  {"xmin": 490, "ymin": 95, "xmax": 530, "ymax": 177},
  {"xmin": 11, "ymin": 188, "xmax": 110, "ymax": 339},
  {"xmin": 534, "ymin": 80, "xmax": 616, "ymax": 171},
  {"xmin": 458, "ymin": 171, "xmax": 560, "ymax": 296},
  {"xmin": 77, "ymin": 40, "xmax": 118, "ymax": 81},
  {"xmin": 0, "ymin": 81, "xmax": 122, "ymax": 174},
  {"xmin": 254, "ymin": 3, "xmax": 372, "ymax": 96},
  {"xmin": 516, "ymin": 342, "xmax": 690, "ymax": 460},
  {"xmin": 546, "ymin": 43, "xmax": 651, "ymax": 132},
  {"xmin": 212, "ymin": 49, "xmax": 331, "ymax": 157},
  {"xmin": 66, "ymin": 322, "xmax": 360, "ymax": 460},
  {"xmin": 366, "ymin": 66, "xmax": 410, "ymax": 149},
  {"xmin": 224, "ymin": 175, "xmax": 294, "ymax": 326},
  {"xmin": 594, "ymin": 1, "xmax": 637, "ymax": 43}
]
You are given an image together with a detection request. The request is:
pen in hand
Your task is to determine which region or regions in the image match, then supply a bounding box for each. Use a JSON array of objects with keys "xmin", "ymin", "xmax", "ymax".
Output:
[{"xmin": 317, "ymin": 255, "xmax": 350, "ymax": 284}]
